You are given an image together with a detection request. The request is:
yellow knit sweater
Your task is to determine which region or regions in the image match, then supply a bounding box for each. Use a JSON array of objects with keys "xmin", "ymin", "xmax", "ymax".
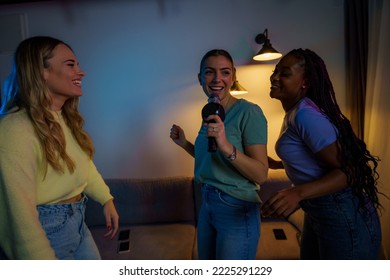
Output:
[{"xmin": 0, "ymin": 109, "xmax": 113, "ymax": 259}]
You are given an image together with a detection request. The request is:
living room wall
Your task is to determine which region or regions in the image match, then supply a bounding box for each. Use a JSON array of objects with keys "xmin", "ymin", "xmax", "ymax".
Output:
[{"xmin": 0, "ymin": 0, "xmax": 345, "ymax": 178}]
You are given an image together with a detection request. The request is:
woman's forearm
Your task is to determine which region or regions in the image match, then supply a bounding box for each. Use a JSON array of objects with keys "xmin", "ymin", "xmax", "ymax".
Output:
[
  {"xmin": 182, "ymin": 140, "xmax": 195, "ymax": 158},
  {"xmin": 294, "ymin": 168, "xmax": 348, "ymax": 200},
  {"xmin": 227, "ymin": 144, "xmax": 268, "ymax": 185}
]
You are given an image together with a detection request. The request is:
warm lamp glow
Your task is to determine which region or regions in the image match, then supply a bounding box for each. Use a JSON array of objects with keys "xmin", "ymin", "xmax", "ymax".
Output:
[
  {"xmin": 230, "ymin": 80, "xmax": 248, "ymax": 95},
  {"xmin": 253, "ymin": 29, "xmax": 282, "ymax": 61},
  {"xmin": 253, "ymin": 52, "xmax": 282, "ymax": 61}
]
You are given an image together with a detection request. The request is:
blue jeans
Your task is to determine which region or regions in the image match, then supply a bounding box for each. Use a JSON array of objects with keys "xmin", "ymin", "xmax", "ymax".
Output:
[
  {"xmin": 37, "ymin": 195, "xmax": 101, "ymax": 260},
  {"xmin": 299, "ymin": 187, "xmax": 381, "ymax": 259},
  {"xmin": 197, "ymin": 184, "xmax": 261, "ymax": 260}
]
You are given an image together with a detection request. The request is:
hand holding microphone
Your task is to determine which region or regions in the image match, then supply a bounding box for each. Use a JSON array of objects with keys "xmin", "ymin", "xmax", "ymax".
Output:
[{"xmin": 201, "ymin": 94, "xmax": 225, "ymax": 152}]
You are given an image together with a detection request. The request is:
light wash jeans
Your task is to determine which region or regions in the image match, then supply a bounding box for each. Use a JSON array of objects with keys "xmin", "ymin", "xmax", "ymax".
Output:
[
  {"xmin": 37, "ymin": 195, "xmax": 101, "ymax": 260},
  {"xmin": 197, "ymin": 184, "xmax": 261, "ymax": 260},
  {"xmin": 300, "ymin": 187, "xmax": 382, "ymax": 260}
]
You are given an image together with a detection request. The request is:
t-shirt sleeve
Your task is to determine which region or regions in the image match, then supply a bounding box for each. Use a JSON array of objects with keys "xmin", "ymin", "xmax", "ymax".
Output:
[
  {"xmin": 242, "ymin": 104, "xmax": 268, "ymax": 146},
  {"xmin": 294, "ymin": 107, "xmax": 338, "ymax": 153}
]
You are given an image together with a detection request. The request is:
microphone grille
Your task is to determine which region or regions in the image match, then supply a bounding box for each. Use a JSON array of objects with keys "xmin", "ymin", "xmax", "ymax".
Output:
[{"xmin": 208, "ymin": 94, "xmax": 221, "ymax": 104}]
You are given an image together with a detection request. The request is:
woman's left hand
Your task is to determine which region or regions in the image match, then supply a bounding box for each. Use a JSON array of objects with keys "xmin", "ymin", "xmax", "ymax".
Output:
[
  {"xmin": 261, "ymin": 187, "xmax": 301, "ymax": 218},
  {"xmin": 103, "ymin": 199, "xmax": 119, "ymax": 239}
]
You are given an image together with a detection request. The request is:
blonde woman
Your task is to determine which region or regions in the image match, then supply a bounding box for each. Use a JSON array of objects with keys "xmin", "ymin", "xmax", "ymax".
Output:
[{"xmin": 0, "ymin": 36, "xmax": 119, "ymax": 259}]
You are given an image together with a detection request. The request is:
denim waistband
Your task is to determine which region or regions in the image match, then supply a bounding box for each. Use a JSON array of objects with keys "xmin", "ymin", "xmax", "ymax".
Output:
[
  {"xmin": 37, "ymin": 194, "xmax": 87, "ymax": 215},
  {"xmin": 201, "ymin": 183, "xmax": 223, "ymax": 193}
]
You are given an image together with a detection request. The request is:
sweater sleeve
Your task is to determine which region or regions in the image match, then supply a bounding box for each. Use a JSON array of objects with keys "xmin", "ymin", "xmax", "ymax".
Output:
[
  {"xmin": 83, "ymin": 160, "xmax": 113, "ymax": 206},
  {"xmin": 0, "ymin": 125, "xmax": 57, "ymax": 259}
]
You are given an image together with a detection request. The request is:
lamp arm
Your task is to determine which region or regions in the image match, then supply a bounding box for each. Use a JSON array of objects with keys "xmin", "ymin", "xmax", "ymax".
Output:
[{"xmin": 255, "ymin": 28, "xmax": 268, "ymax": 44}]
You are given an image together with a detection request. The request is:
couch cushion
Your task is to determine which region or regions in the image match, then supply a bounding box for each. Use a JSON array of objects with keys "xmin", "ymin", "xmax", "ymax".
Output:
[
  {"xmin": 85, "ymin": 177, "xmax": 196, "ymax": 227},
  {"xmin": 258, "ymin": 169, "xmax": 292, "ymax": 203},
  {"xmin": 257, "ymin": 220, "xmax": 300, "ymax": 259},
  {"xmin": 256, "ymin": 170, "xmax": 302, "ymax": 259},
  {"xmin": 90, "ymin": 224, "xmax": 196, "ymax": 260}
]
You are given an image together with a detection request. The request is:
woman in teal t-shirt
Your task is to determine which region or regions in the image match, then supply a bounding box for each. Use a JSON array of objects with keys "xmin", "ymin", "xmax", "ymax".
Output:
[{"xmin": 170, "ymin": 49, "xmax": 268, "ymax": 259}]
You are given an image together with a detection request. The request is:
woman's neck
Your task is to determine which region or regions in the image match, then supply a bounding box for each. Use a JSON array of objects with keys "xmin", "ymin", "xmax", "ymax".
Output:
[
  {"xmin": 283, "ymin": 97, "xmax": 305, "ymax": 112},
  {"xmin": 222, "ymin": 94, "xmax": 237, "ymax": 112}
]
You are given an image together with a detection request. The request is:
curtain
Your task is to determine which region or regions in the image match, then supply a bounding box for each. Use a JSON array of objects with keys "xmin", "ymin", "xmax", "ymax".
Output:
[
  {"xmin": 365, "ymin": 0, "xmax": 390, "ymax": 259},
  {"xmin": 344, "ymin": 0, "xmax": 368, "ymax": 139}
]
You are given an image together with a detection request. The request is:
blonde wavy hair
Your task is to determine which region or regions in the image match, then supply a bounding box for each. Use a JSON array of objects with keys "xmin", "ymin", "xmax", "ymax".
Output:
[{"xmin": 2, "ymin": 36, "xmax": 94, "ymax": 175}]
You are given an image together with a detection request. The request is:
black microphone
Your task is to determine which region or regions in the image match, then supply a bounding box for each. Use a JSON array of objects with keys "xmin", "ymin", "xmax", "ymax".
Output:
[{"xmin": 201, "ymin": 94, "xmax": 225, "ymax": 152}]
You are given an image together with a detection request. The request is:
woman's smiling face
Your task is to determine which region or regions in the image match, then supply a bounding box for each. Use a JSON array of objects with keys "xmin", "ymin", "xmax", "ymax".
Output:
[
  {"xmin": 198, "ymin": 55, "xmax": 234, "ymax": 100},
  {"xmin": 43, "ymin": 43, "xmax": 85, "ymax": 110},
  {"xmin": 270, "ymin": 54, "xmax": 308, "ymax": 110}
]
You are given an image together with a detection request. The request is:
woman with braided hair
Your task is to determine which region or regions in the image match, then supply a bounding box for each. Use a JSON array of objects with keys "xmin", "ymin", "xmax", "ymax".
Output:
[{"xmin": 262, "ymin": 48, "xmax": 382, "ymax": 259}]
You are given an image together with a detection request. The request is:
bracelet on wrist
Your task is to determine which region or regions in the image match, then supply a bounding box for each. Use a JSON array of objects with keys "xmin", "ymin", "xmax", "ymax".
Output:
[{"xmin": 227, "ymin": 146, "xmax": 237, "ymax": 161}]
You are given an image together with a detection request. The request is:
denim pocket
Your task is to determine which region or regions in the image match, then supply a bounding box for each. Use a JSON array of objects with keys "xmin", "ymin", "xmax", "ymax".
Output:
[
  {"xmin": 358, "ymin": 200, "xmax": 381, "ymax": 244},
  {"xmin": 38, "ymin": 210, "xmax": 72, "ymax": 235},
  {"xmin": 218, "ymin": 191, "xmax": 247, "ymax": 209}
]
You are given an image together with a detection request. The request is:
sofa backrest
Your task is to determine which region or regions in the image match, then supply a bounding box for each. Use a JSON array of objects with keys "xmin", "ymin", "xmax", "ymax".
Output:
[
  {"xmin": 258, "ymin": 169, "xmax": 292, "ymax": 203},
  {"xmin": 85, "ymin": 177, "xmax": 196, "ymax": 227},
  {"xmin": 85, "ymin": 170, "xmax": 292, "ymax": 228}
]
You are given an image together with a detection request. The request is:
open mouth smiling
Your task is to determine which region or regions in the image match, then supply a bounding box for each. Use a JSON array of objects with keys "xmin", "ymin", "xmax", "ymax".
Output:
[{"xmin": 72, "ymin": 79, "xmax": 82, "ymax": 87}]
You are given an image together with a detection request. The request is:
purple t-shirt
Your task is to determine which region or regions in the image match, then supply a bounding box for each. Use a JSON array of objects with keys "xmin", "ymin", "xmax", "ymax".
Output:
[{"xmin": 275, "ymin": 97, "xmax": 338, "ymax": 185}]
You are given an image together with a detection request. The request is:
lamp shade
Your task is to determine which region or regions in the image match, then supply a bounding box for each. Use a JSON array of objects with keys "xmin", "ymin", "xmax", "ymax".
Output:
[
  {"xmin": 253, "ymin": 29, "xmax": 282, "ymax": 61},
  {"xmin": 230, "ymin": 80, "xmax": 248, "ymax": 95}
]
